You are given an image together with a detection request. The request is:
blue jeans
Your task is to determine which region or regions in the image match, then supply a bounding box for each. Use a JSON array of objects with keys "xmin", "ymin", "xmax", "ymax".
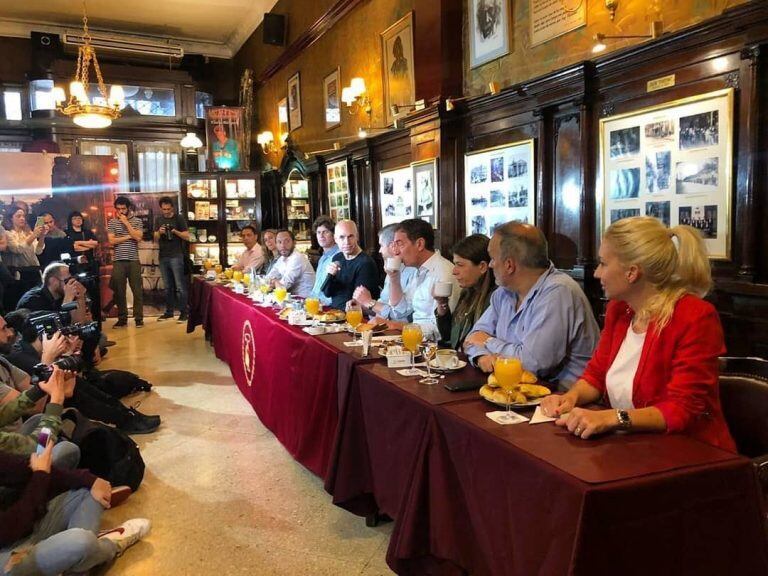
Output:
[
  {"xmin": 0, "ymin": 489, "xmax": 117, "ymax": 575},
  {"xmin": 159, "ymin": 255, "xmax": 188, "ymax": 315}
]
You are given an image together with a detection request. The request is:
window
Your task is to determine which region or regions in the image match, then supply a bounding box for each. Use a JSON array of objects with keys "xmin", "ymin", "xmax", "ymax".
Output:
[
  {"xmin": 29, "ymin": 79, "xmax": 55, "ymax": 111},
  {"xmin": 3, "ymin": 90, "xmax": 23, "ymax": 120},
  {"xmin": 137, "ymin": 142, "xmax": 181, "ymax": 193},
  {"xmin": 79, "ymin": 140, "xmax": 130, "ymax": 193}
]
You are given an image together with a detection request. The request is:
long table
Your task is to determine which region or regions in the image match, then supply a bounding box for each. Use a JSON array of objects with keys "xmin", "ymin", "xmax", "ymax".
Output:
[{"xmin": 189, "ymin": 277, "xmax": 768, "ymax": 574}]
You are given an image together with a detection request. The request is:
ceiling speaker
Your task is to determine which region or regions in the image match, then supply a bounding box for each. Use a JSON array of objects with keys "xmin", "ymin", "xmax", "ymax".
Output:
[{"xmin": 263, "ymin": 13, "xmax": 286, "ymax": 47}]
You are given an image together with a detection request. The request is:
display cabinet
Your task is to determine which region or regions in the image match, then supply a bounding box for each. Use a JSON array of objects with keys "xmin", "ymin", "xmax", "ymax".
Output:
[
  {"xmin": 180, "ymin": 171, "xmax": 262, "ymax": 267},
  {"xmin": 283, "ymin": 173, "xmax": 312, "ymax": 253}
]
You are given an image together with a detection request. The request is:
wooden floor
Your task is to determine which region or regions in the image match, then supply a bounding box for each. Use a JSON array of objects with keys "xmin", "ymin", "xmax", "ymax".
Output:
[{"xmin": 94, "ymin": 320, "xmax": 394, "ymax": 575}]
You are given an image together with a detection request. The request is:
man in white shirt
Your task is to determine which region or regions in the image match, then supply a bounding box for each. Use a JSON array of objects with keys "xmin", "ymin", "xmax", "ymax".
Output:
[
  {"xmin": 231, "ymin": 225, "xmax": 265, "ymax": 273},
  {"xmin": 267, "ymin": 230, "xmax": 315, "ymax": 298},
  {"xmin": 388, "ymin": 219, "xmax": 459, "ymax": 340}
]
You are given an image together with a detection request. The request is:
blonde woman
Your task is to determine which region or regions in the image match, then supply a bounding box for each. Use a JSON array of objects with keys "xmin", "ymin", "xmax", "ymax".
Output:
[
  {"xmin": 3, "ymin": 205, "xmax": 45, "ymax": 292},
  {"xmin": 540, "ymin": 216, "xmax": 735, "ymax": 451}
]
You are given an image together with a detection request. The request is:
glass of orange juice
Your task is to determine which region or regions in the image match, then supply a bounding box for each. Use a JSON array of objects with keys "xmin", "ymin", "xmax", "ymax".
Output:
[
  {"xmin": 214, "ymin": 264, "xmax": 223, "ymax": 275},
  {"xmin": 232, "ymin": 270, "xmax": 243, "ymax": 283},
  {"xmin": 242, "ymin": 274, "xmax": 251, "ymax": 288},
  {"xmin": 259, "ymin": 282, "xmax": 271, "ymax": 295},
  {"xmin": 305, "ymin": 297, "xmax": 320, "ymax": 317},
  {"xmin": 224, "ymin": 268, "xmax": 234, "ymax": 280},
  {"xmin": 401, "ymin": 323, "xmax": 424, "ymax": 376},
  {"xmin": 345, "ymin": 302, "xmax": 363, "ymax": 344},
  {"xmin": 274, "ymin": 286, "xmax": 288, "ymax": 306},
  {"xmin": 494, "ymin": 357, "xmax": 523, "ymax": 421},
  {"xmin": 204, "ymin": 258, "xmax": 213, "ymax": 271}
]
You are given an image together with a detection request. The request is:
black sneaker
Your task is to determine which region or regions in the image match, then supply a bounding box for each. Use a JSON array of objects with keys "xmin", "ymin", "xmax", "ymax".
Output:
[
  {"xmin": 120, "ymin": 408, "xmax": 161, "ymax": 435},
  {"xmin": 157, "ymin": 312, "xmax": 174, "ymax": 321},
  {"xmin": 135, "ymin": 319, "xmax": 144, "ymax": 328},
  {"xmin": 113, "ymin": 320, "xmax": 128, "ymax": 328},
  {"xmin": 177, "ymin": 313, "xmax": 188, "ymax": 323}
]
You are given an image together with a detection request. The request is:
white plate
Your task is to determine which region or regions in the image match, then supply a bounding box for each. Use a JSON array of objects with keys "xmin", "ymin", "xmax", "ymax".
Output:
[
  {"xmin": 481, "ymin": 396, "xmax": 542, "ymax": 409},
  {"xmin": 427, "ymin": 359, "xmax": 467, "ymax": 372}
]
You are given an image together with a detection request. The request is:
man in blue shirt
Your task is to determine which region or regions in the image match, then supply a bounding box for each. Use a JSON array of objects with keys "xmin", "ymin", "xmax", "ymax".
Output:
[
  {"xmin": 464, "ymin": 222, "xmax": 600, "ymax": 389},
  {"xmin": 309, "ymin": 215, "xmax": 339, "ymax": 306}
]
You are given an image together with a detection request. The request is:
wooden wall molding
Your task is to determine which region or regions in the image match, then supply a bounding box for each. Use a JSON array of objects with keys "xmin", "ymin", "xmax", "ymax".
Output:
[{"xmin": 255, "ymin": 0, "xmax": 366, "ymax": 87}]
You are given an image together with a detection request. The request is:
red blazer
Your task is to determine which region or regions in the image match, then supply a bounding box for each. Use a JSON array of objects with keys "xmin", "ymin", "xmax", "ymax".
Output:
[{"xmin": 581, "ymin": 294, "xmax": 736, "ymax": 452}]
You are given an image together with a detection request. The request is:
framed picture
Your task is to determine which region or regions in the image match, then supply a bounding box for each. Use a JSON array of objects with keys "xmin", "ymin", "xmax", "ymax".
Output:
[
  {"xmin": 599, "ymin": 88, "xmax": 733, "ymax": 259},
  {"xmin": 381, "ymin": 12, "xmax": 415, "ymax": 127},
  {"xmin": 323, "ymin": 68, "xmax": 341, "ymax": 131},
  {"xmin": 379, "ymin": 165, "xmax": 414, "ymax": 227},
  {"xmin": 278, "ymin": 97, "xmax": 289, "ymax": 138},
  {"xmin": 469, "ymin": 0, "xmax": 510, "ymax": 68},
  {"xmin": 287, "ymin": 72, "xmax": 302, "ymax": 131},
  {"xmin": 464, "ymin": 140, "xmax": 535, "ymax": 236},
  {"xmin": 326, "ymin": 160, "xmax": 350, "ymax": 221},
  {"xmin": 412, "ymin": 159, "xmax": 438, "ymax": 228},
  {"xmin": 205, "ymin": 106, "xmax": 245, "ymax": 171}
]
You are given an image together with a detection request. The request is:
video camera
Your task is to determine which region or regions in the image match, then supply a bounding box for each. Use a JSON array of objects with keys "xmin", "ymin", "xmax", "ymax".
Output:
[
  {"xmin": 31, "ymin": 354, "xmax": 84, "ymax": 383},
  {"xmin": 27, "ymin": 301, "xmax": 99, "ymax": 340}
]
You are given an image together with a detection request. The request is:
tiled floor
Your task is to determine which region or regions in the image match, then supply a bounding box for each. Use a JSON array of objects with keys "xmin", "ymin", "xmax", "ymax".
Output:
[{"xmin": 94, "ymin": 320, "xmax": 394, "ymax": 575}]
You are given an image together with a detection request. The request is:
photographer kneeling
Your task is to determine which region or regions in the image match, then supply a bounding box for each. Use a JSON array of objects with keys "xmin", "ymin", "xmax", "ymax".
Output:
[{"xmin": 4, "ymin": 310, "xmax": 160, "ymax": 435}]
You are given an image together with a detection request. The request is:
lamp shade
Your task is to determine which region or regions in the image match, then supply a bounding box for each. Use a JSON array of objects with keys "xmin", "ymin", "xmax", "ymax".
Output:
[
  {"xmin": 108, "ymin": 85, "xmax": 125, "ymax": 108},
  {"xmin": 350, "ymin": 77, "xmax": 366, "ymax": 97},
  {"xmin": 70, "ymin": 81, "xmax": 88, "ymax": 104},
  {"xmin": 52, "ymin": 87, "xmax": 67, "ymax": 105},
  {"xmin": 180, "ymin": 132, "xmax": 203, "ymax": 150},
  {"xmin": 341, "ymin": 87, "xmax": 355, "ymax": 105}
]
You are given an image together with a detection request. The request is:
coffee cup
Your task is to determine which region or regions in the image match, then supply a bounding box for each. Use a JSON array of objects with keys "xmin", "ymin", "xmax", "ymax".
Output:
[
  {"xmin": 434, "ymin": 281, "xmax": 453, "ymax": 298},
  {"xmin": 435, "ymin": 349, "xmax": 460, "ymax": 369},
  {"xmin": 385, "ymin": 256, "xmax": 402, "ymax": 273}
]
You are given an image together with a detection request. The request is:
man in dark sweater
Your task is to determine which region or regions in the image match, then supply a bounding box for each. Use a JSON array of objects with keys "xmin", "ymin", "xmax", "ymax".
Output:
[
  {"xmin": 0, "ymin": 442, "xmax": 150, "ymax": 575},
  {"xmin": 321, "ymin": 220, "xmax": 380, "ymax": 311}
]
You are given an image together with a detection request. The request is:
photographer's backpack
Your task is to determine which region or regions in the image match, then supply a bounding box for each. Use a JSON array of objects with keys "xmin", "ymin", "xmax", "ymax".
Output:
[{"xmin": 61, "ymin": 408, "xmax": 145, "ymax": 492}]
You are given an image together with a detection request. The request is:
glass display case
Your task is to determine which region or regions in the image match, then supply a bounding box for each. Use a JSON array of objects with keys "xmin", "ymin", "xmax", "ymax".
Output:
[
  {"xmin": 181, "ymin": 171, "xmax": 261, "ymax": 268},
  {"xmin": 284, "ymin": 172, "xmax": 312, "ymax": 253}
]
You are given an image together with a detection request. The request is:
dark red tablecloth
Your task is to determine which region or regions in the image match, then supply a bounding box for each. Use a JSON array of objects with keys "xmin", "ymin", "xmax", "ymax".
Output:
[{"xmin": 201, "ymin": 282, "xmax": 340, "ymax": 477}]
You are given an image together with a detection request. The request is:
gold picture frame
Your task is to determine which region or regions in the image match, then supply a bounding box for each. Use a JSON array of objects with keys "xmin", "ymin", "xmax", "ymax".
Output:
[
  {"xmin": 381, "ymin": 12, "xmax": 415, "ymax": 127},
  {"xmin": 598, "ymin": 88, "xmax": 734, "ymax": 260}
]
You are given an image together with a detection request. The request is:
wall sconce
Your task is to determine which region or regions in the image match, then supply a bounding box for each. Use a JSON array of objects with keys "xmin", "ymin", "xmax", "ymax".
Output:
[
  {"xmin": 257, "ymin": 131, "xmax": 277, "ymax": 154},
  {"xmin": 180, "ymin": 132, "xmax": 203, "ymax": 152},
  {"xmin": 341, "ymin": 77, "xmax": 373, "ymax": 124},
  {"xmin": 592, "ymin": 20, "xmax": 663, "ymax": 54}
]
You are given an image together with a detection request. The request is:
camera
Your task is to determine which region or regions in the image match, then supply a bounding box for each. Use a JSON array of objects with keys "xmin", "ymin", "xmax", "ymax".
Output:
[
  {"xmin": 31, "ymin": 354, "xmax": 84, "ymax": 382},
  {"xmin": 27, "ymin": 302, "xmax": 99, "ymax": 340},
  {"xmin": 165, "ymin": 224, "xmax": 175, "ymax": 241}
]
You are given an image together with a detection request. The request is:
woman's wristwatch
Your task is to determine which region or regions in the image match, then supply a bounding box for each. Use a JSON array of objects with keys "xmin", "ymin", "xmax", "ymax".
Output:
[
  {"xmin": 616, "ymin": 409, "xmax": 632, "ymax": 430},
  {"xmin": 365, "ymin": 300, "xmax": 376, "ymax": 311}
]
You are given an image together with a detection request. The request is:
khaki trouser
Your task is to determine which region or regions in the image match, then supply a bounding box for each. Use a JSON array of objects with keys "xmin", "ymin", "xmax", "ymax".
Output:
[{"xmin": 112, "ymin": 260, "xmax": 143, "ymax": 322}]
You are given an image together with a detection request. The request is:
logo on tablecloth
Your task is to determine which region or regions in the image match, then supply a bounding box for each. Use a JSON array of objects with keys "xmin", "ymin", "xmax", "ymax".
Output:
[{"xmin": 242, "ymin": 320, "xmax": 256, "ymax": 387}]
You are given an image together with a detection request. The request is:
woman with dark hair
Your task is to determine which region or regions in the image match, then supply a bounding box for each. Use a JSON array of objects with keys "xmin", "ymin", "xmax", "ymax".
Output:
[
  {"xmin": 65, "ymin": 211, "xmax": 99, "ymax": 265},
  {"xmin": 435, "ymin": 234, "xmax": 496, "ymax": 349}
]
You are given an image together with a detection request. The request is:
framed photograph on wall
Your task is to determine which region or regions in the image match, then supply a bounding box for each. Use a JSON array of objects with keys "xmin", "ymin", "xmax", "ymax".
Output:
[
  {"xmin": 381, "ymin": 12, "xmax": 415, "ymax": 127},
  {"xmin": 412, "ymin": 159, "xmax": 438, "ymax": 228},
  {"xmin": 323, "ymin": 68, "xmax": 341, "ymax": 130},
  {"xmin": 326, "ymin": 160, "xmax": 350, "ymax": 221},
  {"xmin": 379, "ymin": 165, "xmax": 414, "ymax": 227},
  {"xmin": 464, "ymin": 140, "xmax": 535, "ymax": 237},
  {"xmin": 469, "ymin": 0, "xmax": 510, "ymax": 68},
  {"xmin": 599, "ymin": 88, "xmax": 733, "ymax": 259},
  {"xmin": 205, "ymin": 106, "xmax": 245, "ymax": 171},
  {"xmin": 287, "ymin": 72, "xmax": 302, "ymax": 131},
  {"xmin": 278, "ymin": 97, "xmax": 289, "ymax": 137}
]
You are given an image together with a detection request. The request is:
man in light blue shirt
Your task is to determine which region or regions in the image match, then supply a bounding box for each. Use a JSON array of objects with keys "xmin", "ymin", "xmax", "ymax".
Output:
[
  {"xmin": 309, "ymin": 215, "xmax": 339, "ymax": 306},
  {"xmin": 464, "ymin": 222, "xmax": 599, "ymax": 389}
]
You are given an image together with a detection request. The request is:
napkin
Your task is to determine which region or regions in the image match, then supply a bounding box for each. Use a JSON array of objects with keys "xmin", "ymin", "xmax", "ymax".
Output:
[
  {"xmin": 529, "ymin": 406, "xmax": 557, "ymax": 425},
  {"xmin": 485, "ymin": 411, "xmax": 530, "ymax": 425},
  {"xmin": 396, "ymin": 368, "xmax": 430, "ymax": 377}
]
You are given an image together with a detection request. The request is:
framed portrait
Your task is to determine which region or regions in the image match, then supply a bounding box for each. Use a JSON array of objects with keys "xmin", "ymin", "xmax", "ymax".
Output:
[
  {"xmin": 469, "ymin": 0, "xmax": 510, "ymax": 68},
  {"xmin": 599, "ymin": 88, "xmax": 733, "ymax": 259},
  {"xmin": 326, "ymin": 160, "xmax": 350, "ymax": 222},
  {"xmin": 323, "ymin": 68, "xmax": 341, "ymax": 131},
  {"xmin": 379, "ymin": 165, "xmax": 414, "ymax": 227},
  {"xmin": 464, "ymin": 139, "xmax": 535, "ymax": 236},
  {"xmin": 381, "ymin": 12, "xmax": 415, "ymax": 127},
  {"xmin": 287, "ymin": 72, "xmax": 302, "ymax": 131},
  {"xmin": 205, "ymin": 106, "xmax": 245, "ymax": 171},
  {"xmin": 412, "ymin": 159, "xmax": 438, "ymax": 228},
  {"xmin": 278, "ymin": 97, "xmax": 289, "ymax": 138}
]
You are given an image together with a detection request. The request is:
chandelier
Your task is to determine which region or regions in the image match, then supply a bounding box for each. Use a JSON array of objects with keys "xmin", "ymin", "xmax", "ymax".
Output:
[{"xmin": 53, "ymin": 1, "xmax": 125, "ymax": 128}]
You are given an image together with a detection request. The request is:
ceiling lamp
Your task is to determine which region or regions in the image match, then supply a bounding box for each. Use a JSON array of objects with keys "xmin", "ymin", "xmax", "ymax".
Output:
[{"xmin": 53, "ymin": 1, "xmax": 125, "ymax": 128}]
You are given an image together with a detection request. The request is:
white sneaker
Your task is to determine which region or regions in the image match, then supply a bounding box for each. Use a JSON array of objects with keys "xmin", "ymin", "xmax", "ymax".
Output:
[{"xmin": 99, "ymin": 518, "xmax": 151, "ymax": 556}]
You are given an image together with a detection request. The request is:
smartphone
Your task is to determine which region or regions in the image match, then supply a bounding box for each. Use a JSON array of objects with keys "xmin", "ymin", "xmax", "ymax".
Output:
[
  {"xmin": 35, "ymin": 216, "xmax": 46, "ymax": 229},
  {"xmin": 36, "ymin": 427, "xmax": 52, "ymax": 455},
  {"xmin": 444, "ymin": 380, "xmax": 483, "ymax": 392}
]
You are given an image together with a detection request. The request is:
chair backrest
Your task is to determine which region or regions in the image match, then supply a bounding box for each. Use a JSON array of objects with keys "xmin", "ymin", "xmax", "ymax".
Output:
[{"xmin": 719, "ymin": 357, "xmax": 768, "ymax": 458}]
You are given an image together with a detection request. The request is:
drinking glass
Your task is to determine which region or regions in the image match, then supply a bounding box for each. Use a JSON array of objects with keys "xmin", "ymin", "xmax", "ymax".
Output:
[
  {"xmin": 233, "ymin": 270, "xmax": 243, "ymax": 283},
  {"xmin": 345, "ymin": 302, "xmax": 363, "ymax": 344},
  {"xmin": 305, "ymin": 297, "xmax": 320, "ymax": 317},
  {"xmin": 401, "ymin": 323, "xmax": 424, "ymax": 377},
  {"xmin": 494, "ymin": 357, "xmax": 523, "ymax": 422},
  {"xmin": 419, "ymin": 338, "xmax": 439, "ymax": 385},
  {"xmin": 259, "ymin": 282, "xmax": 272, "ymax": 295},
  {"xmin": 214, "ymin": 263, "xmax": 223, "ymax": 275},
  {"xmin": 274, "ymin": 286, "xmax": 288, "ymax": 306},
  {"xmin": 224, "ymin": 268, "xmax": 234, "ymax": 280},
  {"xmin": 242, "ymin": 274, "xmax": 251, "ymax": 288},
  {"xmin": 204, "ymin": 259, "xmax": 213, "ymax": 271}
]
